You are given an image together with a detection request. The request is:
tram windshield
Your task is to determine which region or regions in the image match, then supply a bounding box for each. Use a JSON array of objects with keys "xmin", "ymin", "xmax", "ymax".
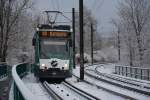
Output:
[{"xmin": 40, "ymin": 38, "xmax": 69, "ymax": 59}]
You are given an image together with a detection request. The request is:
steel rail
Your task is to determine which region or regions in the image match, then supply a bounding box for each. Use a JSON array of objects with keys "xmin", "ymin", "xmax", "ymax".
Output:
[
  {"xmin": 95, "ymin": 66, "xmax": 150, "ymax": 89},
  {"xmin": 43, "ymin": 81, "xmax": 99, "ymax": 100},
  {"xmin": 43, "ymin": 81, "xmax": 63, "ymax": 100},
  {"xmin": 86, "ymin": 63, "xmax": 150, "ymax": 89},
  {"xmin": 85, "ymin": 66, "xmax": 150, "ymax": 96},
  {"xmin": 72, "ymin": 74, "xmax": 136, "ymax": 100},
  {"xmin": 63, "ymin": 81, "xmax": 100, "ymax": 100}
]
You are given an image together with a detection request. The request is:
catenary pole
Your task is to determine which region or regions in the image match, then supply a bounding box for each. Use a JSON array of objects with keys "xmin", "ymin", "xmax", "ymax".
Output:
[
  {"xmin": 91, "ymin": 23, "xmax": 94, "ymax": 64},
  {"xmin": 72, "ymin": 8, "xmax": 76, "ymax": 69},
  {"xmin": 79, "ymin": 0, "xmax": 84, "ymax": 80}
]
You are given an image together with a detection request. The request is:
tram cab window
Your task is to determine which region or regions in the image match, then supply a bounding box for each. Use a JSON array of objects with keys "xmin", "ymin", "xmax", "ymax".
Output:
[{"xmin": 40, "ymin": 38, "xmax": 69, "ymax": 59}]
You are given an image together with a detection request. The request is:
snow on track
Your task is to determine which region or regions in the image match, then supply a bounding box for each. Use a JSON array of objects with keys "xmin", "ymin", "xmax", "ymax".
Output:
[
  {"xmin": 66, "ymin": 77, "xmax": 126, "ymax": 100},
  {"xmin": 83, "ymin": 64, "xmax": 150, "ymax": 100},
  {"xmin": 74, "ymin": 65, "xmax": 150, "ymax": 100},
  {"xmin": 95, "ymin": 66, "xmax": 150, "ymax": 90},
  {"xmin": 85, "ymin": 70, "xmax": 150, "ymax": 100},
  {"xmin": 45, "ymin": 82, "xmax": 88, "ymax": 100},
  {"xmin": 22, "ymin": 74, "xmax": 51, "ymax": 100}
]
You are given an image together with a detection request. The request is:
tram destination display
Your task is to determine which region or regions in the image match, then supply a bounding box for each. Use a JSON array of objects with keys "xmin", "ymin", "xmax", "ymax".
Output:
[{"xmin": 39, "ymin": 31, "xmax": 69, "ymax": 38}]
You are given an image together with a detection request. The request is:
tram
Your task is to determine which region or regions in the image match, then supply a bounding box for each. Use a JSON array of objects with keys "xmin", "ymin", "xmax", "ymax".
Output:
[{"xmin": 32, "ymin": 12, "xmax": 73, "ymax": 81}]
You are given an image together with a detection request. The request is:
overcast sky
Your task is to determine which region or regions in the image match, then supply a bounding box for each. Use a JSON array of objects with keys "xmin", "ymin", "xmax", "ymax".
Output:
[{"xmin": 35, "ymin": 0, "xmax": 120, "ymax": 37}]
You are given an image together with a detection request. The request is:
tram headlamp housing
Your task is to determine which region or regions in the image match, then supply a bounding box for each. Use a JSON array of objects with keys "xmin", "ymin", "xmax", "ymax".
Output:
[
  {"xmin": 41, "ymin": 64, "xmax": 46, "ymax": 67},
  {"xmin": 64, "ymin": 64, "xmax": 69, "ymax": 70}
]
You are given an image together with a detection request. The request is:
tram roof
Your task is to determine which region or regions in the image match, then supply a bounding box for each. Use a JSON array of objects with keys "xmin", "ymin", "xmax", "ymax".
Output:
[
  {"xmin": 37, "ymin": 29, "xmax": 72, "ymax": 32},
  {"xmin": 37, "ymin": 24, "xmax": 71, "ymax": 31}
]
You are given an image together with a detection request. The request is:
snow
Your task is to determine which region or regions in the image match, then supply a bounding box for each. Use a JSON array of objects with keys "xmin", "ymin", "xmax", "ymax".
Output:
[
  {"xmin": 95, "ymin": 64, "xmax": 150, "ymax": 85},
  {"xmin": 76, "ymin": 47, "xmax": 118, "ymax": 63},
  {"xmin": 86, "ymin": 69, "xmax": 150, "ymax": 97},
  {"xmin": 93, "ymin": 50, "xmax": 107, "ymax": 61},
  {"xmin": 76, "ymin": 53, "xmax": 92, "ymax": 63},
  {"xmin": 73, "ymin": 65, "xmax": 150, "ymax": 100},
  {"xmin": 47, "ymin": 83, "xmax": 83, "ymax": 100},
  {"xmin": 113, "ymin": 74, "xmax": 150, "ymax": 84},
  {"xmin": 0, "ymin": 76, "xmax": 8, "ymax": 81},
  {"xmin": 22, "ymin": 74, "xmax": 51, "ymax": 100},
  {"xmin": 90, "ymin": 63, "xmax": 115, "ymax": 74},
  {"xmin": 11, "ymin": 65, "xmax": 41, "ymax": 100},
  {"xmin": 9, "ymin": 82, "xmax": 14, "ymax": 100},
  {"xmin": 9, "ymin": 63, "xmax": 150, "ymax": 100},
  {"xmin": 100, "ymin": 46, "xmax": 118, "ymax": 62},
  {"xmin": 66, "ymin": 77, "xmax": 125, "ymax": 100}
]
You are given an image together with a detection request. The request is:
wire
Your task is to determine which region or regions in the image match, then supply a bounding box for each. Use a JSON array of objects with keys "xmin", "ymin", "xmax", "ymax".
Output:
[{"xmin": 61, "ymin": 13, "xmax": 72, "ymax": 22}]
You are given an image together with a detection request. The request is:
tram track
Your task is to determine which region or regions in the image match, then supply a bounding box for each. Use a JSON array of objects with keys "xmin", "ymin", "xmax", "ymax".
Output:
[
  {"xmin": 70, "ymin": 74, "xmax": 136, "ymax": 100},
  {"xmin": 43, "ymin": 81, "xmax": 63, "ymax": 100},
  {"xmin": 95, "ymin": 65, "xmax": 150, "ymax": 88},
  {"xmin": 85, "ymin": 64, "xmax": 150, "ymax": 97},
  {"xmin": 43, "ymin": 81, "xmax": 100, "ymax": 100},
  {"xmin": 39, "ymin": 63, "xmax": 150, "ymax": 100},
  {"xmin": 62, "ymin": 81, "xmax": 100, "ymax": 100}
]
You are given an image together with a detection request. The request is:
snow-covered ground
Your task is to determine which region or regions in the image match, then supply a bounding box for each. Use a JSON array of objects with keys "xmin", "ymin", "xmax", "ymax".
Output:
[
  {"xmin": 78, "ymin": 64, "xmax": 150, "ymax": 100},
  {"xmin": 46, "ymin": 82, "xmax": 90, "ymax": 100},
  {"xmin": 76, "ymin": 47, "xmax": 118, "ymax": 63},
  {"xmin": 22, "ymin": 74, "xmax": 51, "ymax": 100},
  {"xmin": 66, "ymin": 77, "xmax": 125, "ymax": 100},
  {"xmin": 9, "ymin": 63, "xmax": 150, "ymax": 100},
  {"xmin": 0, "ymin": 76, "xmax": 8, "ymax": 81},
  {"xmin": 95, "ymin": 64, "xmax": 150, "ymax": 85}
]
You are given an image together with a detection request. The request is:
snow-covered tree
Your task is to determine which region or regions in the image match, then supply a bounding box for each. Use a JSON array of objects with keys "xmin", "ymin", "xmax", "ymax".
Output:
[
  {"xmin": 0, "ymin": 0, "xmax": 33, "ymax": 62},
  {"xmin": 116, "ymin": 0, "xmax": 150, "ymax": 67},
  {"xmin": 75, "ymin": 6, "xmax": 101, "ymax": 54}
]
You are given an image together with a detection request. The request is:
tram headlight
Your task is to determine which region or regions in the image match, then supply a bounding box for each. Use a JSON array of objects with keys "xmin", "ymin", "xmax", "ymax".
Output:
[
  {"xmin": 41, "ymin": 64, "xmax": 46, "ymax": 67},
  {"xmin": 64, "ymin": 64, "xmax": 69, "ymax": 70}
]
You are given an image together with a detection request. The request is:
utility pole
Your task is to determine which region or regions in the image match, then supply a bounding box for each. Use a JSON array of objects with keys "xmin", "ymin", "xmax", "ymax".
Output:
[
  {"xmin": 117, "ymin": 29, "xmax": 121, "ymax": 61},
  {"xmin": 72, "ymin": 8, "xmax": 76, "ymax": 69},
  {"xmin": 91, "ymin": 23, "xmax": 94, "ymax": 64},
  {"xmin": 79, "ymin": 0, "xmax": 84, "ymax": 80}
]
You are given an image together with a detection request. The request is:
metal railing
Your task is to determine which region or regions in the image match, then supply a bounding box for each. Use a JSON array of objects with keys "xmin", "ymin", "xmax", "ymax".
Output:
[
  {"xmin": 12, "ymin": 63, "xmax": 38, "ymax": 100},
  {"xmin": 0, "ymin": 62, "xmax": 9, "ymax": 79},
  {"xmin": 115, "ymin": 66, "xmax": 150, "ymax": 81}
]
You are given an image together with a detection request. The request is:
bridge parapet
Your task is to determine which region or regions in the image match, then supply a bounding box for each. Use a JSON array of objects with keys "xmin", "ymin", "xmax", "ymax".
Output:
[
  {"xmin": 0, "ymin": 62, "xmax": 9, "ymax": 79},
  {"xmin": 12, "ymin": 63, "xmax": 38, "ymax": 100},
  {"xmin": 115, "ymin": 66, "xmax": 150, "ymax": 81}
]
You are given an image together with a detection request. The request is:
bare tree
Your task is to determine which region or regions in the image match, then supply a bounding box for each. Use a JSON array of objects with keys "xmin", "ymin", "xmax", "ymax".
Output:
[
  {"xmin": 111, "ymin": 19, "xmax": 121, "ymax": 61},
  {"xmin": 0, "ymin": 0, "xmax": 33, "ymax": 62},
  {"xmin": 75, "ymin": 6, "xmax": 100, "ymax": 53},
  {"xmin": 118, "ymin": 0, "xmax": 150, "ymax": 66}
]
